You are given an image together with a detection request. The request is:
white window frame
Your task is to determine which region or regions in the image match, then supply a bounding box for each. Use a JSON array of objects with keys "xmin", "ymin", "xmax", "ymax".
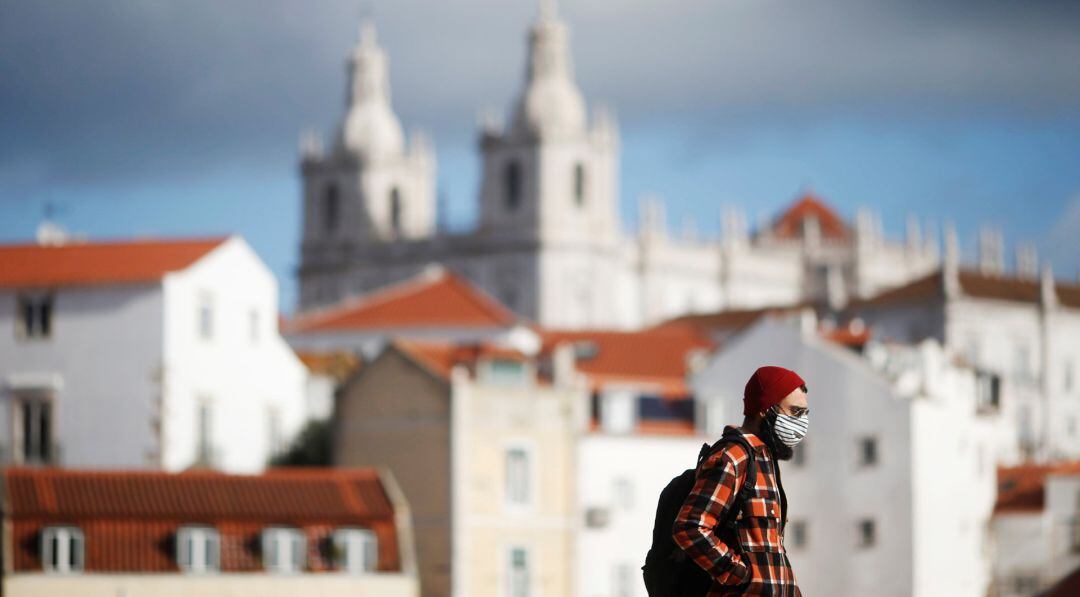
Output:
[
  {"xmin": 12, "ymin": 392, "xmax": 55, "ymax": 465},
  {"xmin": 262, "ymin": 527, "xmax": 306, "ymax": 573},
  {"xmin": 176, "ymin": 525, "xmax": 221, "ymax": 573},
  {"xmin": 195, "ymin": 398, "xmax": 216, "ymax": 466},
  {"xmin": 504, "ymin": 441, "xmax": 536, "ymax": 512},
  {"xmin": 41, "ymin": 526, "xmax": 84, "ymax": 573},
  {"xmin": 505, "ymin": 544, "xmax": 533, "ymax": 597},
  {"xmin": 333, "ymin": 527, "xmax": 378, "ymax": 574}
]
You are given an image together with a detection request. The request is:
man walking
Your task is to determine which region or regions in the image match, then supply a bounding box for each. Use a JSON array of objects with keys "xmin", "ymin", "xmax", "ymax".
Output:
[{"xmin": 672, "ymin": 366, "xmax": 809, "ymax": 596}]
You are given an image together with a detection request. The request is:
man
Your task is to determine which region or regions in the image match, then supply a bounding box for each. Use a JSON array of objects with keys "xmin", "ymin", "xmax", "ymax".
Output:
[{"xmin": 672, "ymin": 366, "xmax": 809, "ymax": 596}]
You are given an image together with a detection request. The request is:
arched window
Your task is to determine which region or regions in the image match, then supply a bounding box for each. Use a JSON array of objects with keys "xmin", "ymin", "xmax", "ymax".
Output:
[
  {"xmin": 323, "ymin": 184, "xmax": 339, "ymax": 234},
  {"xmin": 504, "ymin": 161, "xmax": 521, "ymax": 210},
  {"xmin": 573, "ymin": 163, "xmax": 586, "ymax": 207},
  {"xmin": 389, "ymin": 187, "xmax": 403, "ymax": 234}
]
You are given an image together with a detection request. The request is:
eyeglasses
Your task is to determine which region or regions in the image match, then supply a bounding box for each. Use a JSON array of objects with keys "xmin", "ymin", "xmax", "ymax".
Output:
[{"xmin": 772, "ymin": 405, "xmax": 810, "ymax": 417}]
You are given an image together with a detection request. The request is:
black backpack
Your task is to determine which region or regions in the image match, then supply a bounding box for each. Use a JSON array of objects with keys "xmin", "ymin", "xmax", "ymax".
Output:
[{"xmin": 641, "ymin": 433, "xmax": 757, "ymax": 597}]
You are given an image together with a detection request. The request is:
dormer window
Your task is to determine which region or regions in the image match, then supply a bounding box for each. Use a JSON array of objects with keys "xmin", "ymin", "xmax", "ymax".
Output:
[
  {"xmin": 333, "ymin": 528, "xmax": 379, "ymax": 573},
  {"xmin": 41, "ymin": 526, "xmax": 84, "ymax": 573},
  {"xmin": 262, "ymin": 527, "xmax": 306, "ymax": 573},
  {"xmin": 177, "ymin": 526, "xmax": 220, "ymax": 573}
]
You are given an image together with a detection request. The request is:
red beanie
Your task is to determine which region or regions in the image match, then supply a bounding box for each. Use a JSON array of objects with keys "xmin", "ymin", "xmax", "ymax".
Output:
[{"xmin": 743, "ymin": 366, "xmax": 806, "ymax": 416}]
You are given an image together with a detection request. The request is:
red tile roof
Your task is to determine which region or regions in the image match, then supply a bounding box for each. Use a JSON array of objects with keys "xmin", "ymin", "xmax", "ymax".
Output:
[
  {"xmin": 539, "ymin": 324, "xmax": 715, "ymax": 398},
  {"xmin": 770, "ymin": 193, "xmax": 850, "ymax": 241},
  {"xmin": 3, "ymin": 467, "xmax": 402, "ymax": 573},
  {"xmin": 994, "ymin": 461, "xmax": 1080, "ymax": 515},
  {"xmin": 0, "ymin": 236, "xmax": 229, "ymax": 288},
  {"xmin": 394, "ymin": 339, "xmax": 529, "ymax": 381},
  {"xmin": 295, "ymin": 350, "xmax": 364, "ymax": 381},
  {"xmin": 848, "ymin": 268, "xmax": 1080, "ymax": 310},
  {"xmin": 286, "ymin": 268, "xmax": 518, "ymax": 333}
]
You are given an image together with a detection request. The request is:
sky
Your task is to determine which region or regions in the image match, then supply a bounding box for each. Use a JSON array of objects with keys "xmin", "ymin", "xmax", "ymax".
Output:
[{"xmin": 2, "ymin": 0, "xmax": 1079, "ymax": 314}]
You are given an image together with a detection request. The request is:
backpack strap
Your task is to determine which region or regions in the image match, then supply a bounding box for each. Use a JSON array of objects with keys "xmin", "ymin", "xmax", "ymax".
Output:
[{"xmin": 701, "ymin": 435, "xmax": 757, "ymax": 533}]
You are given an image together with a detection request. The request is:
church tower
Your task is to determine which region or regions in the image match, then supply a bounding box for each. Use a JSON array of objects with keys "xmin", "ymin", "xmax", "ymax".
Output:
[
  {"xmin": 299, "ymin": 21, "xmax": 435, "ymax": 255},
  {"xmin": 477, "ymin": 0, "xmax": 619, "ymax": 246}
]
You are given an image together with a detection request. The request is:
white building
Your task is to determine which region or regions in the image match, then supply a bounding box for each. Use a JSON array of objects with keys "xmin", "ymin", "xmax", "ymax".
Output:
[
  {"xmin": 992, "ymin": 462, "xmax": 1080, "ymax": 596},
  {"xmin": 692, "ymin": 314, "xmax": 1005, "ymax": 597},
  {"xmin": 847, "ymin": 232, "xmax": 1080, "ymax": 461},
  {"xmin": 0, "ymin": 234, "xmax": 307, "ymax": 473},
  {"xmin": 296, "ymin": 3, "xmax": 938, "ymax": 330}
]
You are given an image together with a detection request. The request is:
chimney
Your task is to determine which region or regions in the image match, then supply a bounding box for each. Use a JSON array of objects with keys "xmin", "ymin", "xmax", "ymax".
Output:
[{"xmin": 978, "ymin": 226, "xmax": 1005, "ymax": 275}]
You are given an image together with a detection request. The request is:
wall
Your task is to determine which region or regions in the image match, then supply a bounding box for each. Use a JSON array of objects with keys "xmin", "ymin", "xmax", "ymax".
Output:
[
  {"xmin": 3, "ymin": 573, "xmax": 418, "ymax": 597},
  {"xmin": 0, "ymin": 283, "xmax": 164, "ymax": 468},
  {"xmin": 161, "ymin": 236, "xmax": 307, "ymax": 473}
]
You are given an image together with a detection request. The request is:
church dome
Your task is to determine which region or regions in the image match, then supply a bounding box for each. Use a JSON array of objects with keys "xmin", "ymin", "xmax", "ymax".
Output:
[
  {"xmin": 514, "ymin": 77, "xmax": 586, "ymax": 136},
  {"xmin": 341, "ymin": 102, "xmax": 404, "ymax": 159}
]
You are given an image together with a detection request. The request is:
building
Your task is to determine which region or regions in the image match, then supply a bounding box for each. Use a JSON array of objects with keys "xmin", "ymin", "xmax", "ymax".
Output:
[
  {"xmin": 333, "ymin": 339, "xmax": 587, "ymax": 597},
  {"xmin": 992, "ymin": 462, "xmax": 1080, "ymax": 596},
  {"xmin": 546, "ymin": 325, "xmax": 716, "ymax": 597},
  {"xmin": 0, "ymin": 234, "xmax": 308, "ymax": 473},
  {"xmin": 0, "ymin": 466, "xmax": 419, "ymax": 597},
  {"xmin": 692, "ymin": 314, "xmax": 1005, "ymax": 597},
  {"xmin": 296, "ymin": 3, "xmax": 938, "ymax": 330},
  {"xmin": 847, "ymin": 235, "xmax": 1080, "ymax": 461}
]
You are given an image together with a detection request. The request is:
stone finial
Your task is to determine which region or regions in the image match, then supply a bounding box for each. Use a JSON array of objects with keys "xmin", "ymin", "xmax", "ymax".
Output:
[
  {"xmin": 1016, "ymin": 244, "xmax": 1038, "ymax": 279},
  {"xmin": 942, "ymin": 222, "xmax": 960, "ymax": 299},
  {"xmin": 978, "ymin": 226, "xmax": 1005, "ymax": 275}
]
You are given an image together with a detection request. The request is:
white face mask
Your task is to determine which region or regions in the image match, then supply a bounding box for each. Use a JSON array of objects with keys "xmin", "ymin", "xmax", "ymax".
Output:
[{"xmin": 771, "ymin": 409, "xmax": 809, "ymax": 447}]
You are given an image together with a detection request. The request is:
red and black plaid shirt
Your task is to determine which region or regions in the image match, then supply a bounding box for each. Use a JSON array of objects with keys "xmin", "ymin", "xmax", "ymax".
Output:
[{"xmin": 672, "ymin": 425, "xmax": 802, "ymax": 596}]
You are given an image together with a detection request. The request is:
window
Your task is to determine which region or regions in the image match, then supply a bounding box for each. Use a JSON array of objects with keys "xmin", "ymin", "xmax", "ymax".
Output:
[
  {"xmin": 249, "ymin": 308, "xmax": 259, "ymax": 344},
  {"xmin": 196, "ymin": 400, "xmax": 215, "ymax": 466},
  {"xmin": 789, "ymin": 520, "xmax": 807, "ymax": 549},
  {"xmin": 1015, "ymin": 344, "xmax": 1032, "ymax": 384},
  {"xmin": 324, "ymin": 184, "xmax": 339, "ymax": 234},
  {"xmin": 614, "ymin": 562, "xmax": 634, "ymax": 597},
  {"xmin": 504, "ymin": 161, "xmax": 522, "ymax": 210},
  {"xmin": 198, "ymin": 293, "xmax": 213, "ymax": 340},
  {"xmin": 573, "ymin": 163, "xmax": 586, "ymax": 206},
  {"xmin": 975, "ymin": 372, "xmax": 1001, "ymax": 413},
  {"xmin": 14, "ymin": 395, "xmax": 54, "ymax": 465},
  {"xmin": 389, "ymin": 187, "xmax": 403, "ymax": 234},
  {"xmin": 16, "ymin": 292, "xmax": 53, "ymax": 339},
  {"xmin": 486, "ymin": 359, "xmax": 527, "ymax": 385},
  {"xmin": 857, "ymin": 436, "xmax": 878, "ymax": 467},
  {"xmin": 333, "ymin": 528, "xmax": 378, "ymax": 573},
  {"xmin": 508, "ymin": 546, "xmax": 530, "ymax": 597},
  {"xmin": 42, "ymin": 526, "xmax": 84, "ymax": 573},
  {"xmin": 856, "ymin": 519, "xmax": 876, "ymax": 548},
  {"xmin": 505, "ymin": 446, "xmax": 531, "ymax": 507},
  {"xmin": 599, "ymin": 390, "xmax": 636, "ymax": 434},
  {"xmin": 177, "ymin": 526, "xmax": 220, "ymax": 573},
  {"xmin": 262, "ymin": 527, "xmax": 306, "ymax": 573},
  {"xmin": 267, "ymin": 406, "xmax": 284, "ymax": 458},
  {"xmin": 613, "ymin": 477, "xmax": 634, "ymax": 509}
]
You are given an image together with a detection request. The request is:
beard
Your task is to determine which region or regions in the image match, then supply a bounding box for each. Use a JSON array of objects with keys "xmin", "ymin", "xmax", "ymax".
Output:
[{"xmin": 762, "ymin": 410, "xmax": 796, "ymax": 461}]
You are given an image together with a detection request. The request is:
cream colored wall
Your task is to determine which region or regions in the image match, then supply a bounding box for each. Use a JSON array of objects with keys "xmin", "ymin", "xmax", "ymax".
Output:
[
  {"xmin": 454, "ymin": 377, "xmax": 586, "ymax": 597},
  {"xmin": 4, "ymin": 573, "xmax": 418, "ymax": 597},
  {"xmin": 335, "ymin": 349, "xmax": 452, "ymax": 597}
]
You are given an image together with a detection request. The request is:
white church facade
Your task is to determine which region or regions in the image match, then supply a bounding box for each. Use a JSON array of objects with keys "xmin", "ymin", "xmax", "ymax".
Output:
[{"xmin": 297, "ymin": 2, "xmax": 940, "ymax": 329}]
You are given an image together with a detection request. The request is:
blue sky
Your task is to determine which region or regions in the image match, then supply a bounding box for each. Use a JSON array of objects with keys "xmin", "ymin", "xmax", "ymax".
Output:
[{"xmin": 2, "ymin": 0, "xmax": 1079, "ymax": 314}]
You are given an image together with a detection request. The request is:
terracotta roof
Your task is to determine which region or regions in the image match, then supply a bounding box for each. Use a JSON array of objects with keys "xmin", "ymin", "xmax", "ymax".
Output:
[
  {"xmin": 393, "ymin": 339, "xmax": 529, "ymax": 381},
  {"xmin": 994, "ymin": 461, "xmax": 1080, "ymax": 515},
  {"xmin": 821, "ymin": 322, "xmax": 871, "ymax": 348},
  {"xmin": 296, "ymin": 350, "xmax": 363, "ymax": 381},
  {"xmin": 770, "ymin": 193, "xmax": 850, "ymax": 241},
  {"xmin": 286, "ymin": 268, "xmax": 518, "ymax": 333},
  {"xmin": 539, "ymin": 324, "xmax": 714, "ymax": 398},
  {"xmin": 3, "ymin": 467, "xmax": 401, "ymax": 573},
  {"xmin": 0, "ymin": 236, "xmax": 229, "ymax": 288},
  {"xmin": 849, "ymin": 268, "xmax": 1080, "ymax": 310}
]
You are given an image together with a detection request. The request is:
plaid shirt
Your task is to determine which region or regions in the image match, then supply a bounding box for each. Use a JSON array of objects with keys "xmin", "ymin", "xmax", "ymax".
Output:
[{"xmin": 672, "ymin": 425, "xmax": 802, "ymax": 596}]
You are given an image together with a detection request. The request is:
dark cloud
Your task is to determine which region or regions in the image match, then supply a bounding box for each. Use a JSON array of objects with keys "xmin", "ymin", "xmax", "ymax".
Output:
[{"xmin": 1, "ymin": 0, "xmax": 1078, "ymax": 192}]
